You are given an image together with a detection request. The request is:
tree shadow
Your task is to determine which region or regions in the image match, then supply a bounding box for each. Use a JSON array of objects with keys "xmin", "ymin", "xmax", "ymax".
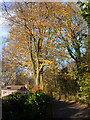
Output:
[
  {"xmin": 49, "ymin": 99, "xmax": 89, "ymax": 120},
  {"xmin": 0, "ymin": 98, "xmax": 2, "ymax": 120}
]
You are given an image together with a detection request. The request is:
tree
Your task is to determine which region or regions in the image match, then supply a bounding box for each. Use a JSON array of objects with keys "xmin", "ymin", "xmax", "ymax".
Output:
[
  {"xmin": 57, "ymin": 67, "xmax": 78, "ymax": 99},
  {"xmin": 45, "ymin": 2, "xmax": 88, "ymax": 101},
  {"xmin": 52, "ymin": 2, "xmax": 87, "ymax": 75},
  {"xmin": 77, "ymin": 0, "xmax": 90, "ymax": 26},
  {"xmin": 3, "ymin": 2, "xmax": 67, "ymax": 89},
  {"xmin": 77, "ymin": 0, "xmax": 89, "ymax": 75}
]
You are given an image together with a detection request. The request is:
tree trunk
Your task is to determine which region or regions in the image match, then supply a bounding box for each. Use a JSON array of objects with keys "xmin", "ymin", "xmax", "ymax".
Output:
[
  {"xmin": 35, "ymin": 57, "xmax": 40, "ymax": 86},
  {"xmin": 35, "ymin": 70, "xmax": 40, "ymax": 86},
  {"xmin": 40, "ymin": 69, "xmax": 43, "ymax": 90}
]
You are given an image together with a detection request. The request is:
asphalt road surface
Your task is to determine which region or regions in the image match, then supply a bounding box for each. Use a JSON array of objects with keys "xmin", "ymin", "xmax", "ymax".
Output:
[{"xmin": 50, "ymin": 100, "xmax": 90, "ymax": 120}]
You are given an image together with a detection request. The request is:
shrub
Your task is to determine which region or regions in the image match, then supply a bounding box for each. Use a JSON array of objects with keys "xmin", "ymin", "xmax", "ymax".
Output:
[
  {"xmin": 2, "ymin": 90, "xmax": 51, "ymax": 120},
  {"xmin": 2, "ymin": 92, "xmax": 28, "ymax": 120},
  {"xmin": 25, "ymin": 90, "xmax": 51, "ymax": 119}
]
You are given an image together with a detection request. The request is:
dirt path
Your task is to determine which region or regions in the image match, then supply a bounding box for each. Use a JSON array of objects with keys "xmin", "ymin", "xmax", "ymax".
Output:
[{"xmin": 50, "ymin": 100, "xmax": 90, "ymax": 120}]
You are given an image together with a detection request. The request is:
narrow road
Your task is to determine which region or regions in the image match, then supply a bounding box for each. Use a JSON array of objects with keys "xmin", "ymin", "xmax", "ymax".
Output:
[{"xmin": 50, "ymin": 100, "xmax": 90, "ymax": 120}]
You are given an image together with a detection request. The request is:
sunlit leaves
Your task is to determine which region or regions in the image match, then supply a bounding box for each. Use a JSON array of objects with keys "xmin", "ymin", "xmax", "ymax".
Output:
[
  {"xmin": 3, "ymin": 2, "xmax": 67, "ymax": 87},
  {"xmin": 2, "ymin": 2, "xmax": 88, "ymax": 95}
]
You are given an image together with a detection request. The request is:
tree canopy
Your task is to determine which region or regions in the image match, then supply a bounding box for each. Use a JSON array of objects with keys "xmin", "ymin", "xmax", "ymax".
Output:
[{"xmin": 2, "ymin": 2, "xmax": 89, "ymax": 103}]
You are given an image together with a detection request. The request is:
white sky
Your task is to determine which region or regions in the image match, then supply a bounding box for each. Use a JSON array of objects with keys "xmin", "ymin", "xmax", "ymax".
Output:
[{"xmin": 0, "ymin": 8, "xmax": 9, "ymax": 56}]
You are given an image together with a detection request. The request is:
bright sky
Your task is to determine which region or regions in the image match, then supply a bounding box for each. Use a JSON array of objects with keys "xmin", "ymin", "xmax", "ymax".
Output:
[{"xmin": 0, "ymin": 3, "xmax": 9, "ymax": 60}]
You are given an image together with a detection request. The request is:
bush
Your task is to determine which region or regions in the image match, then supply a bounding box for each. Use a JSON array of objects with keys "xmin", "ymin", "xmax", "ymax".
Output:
[
  {"xmin": 2, "ymin": 90, "xmax": 51, "ymax": 120},
  {"xmin": 2, "ymin": 92, "xmax": 28, "ymax": 120},
  {"xmin": 25, "ymin": 90, "xmax": 51, "ymax": 119}
]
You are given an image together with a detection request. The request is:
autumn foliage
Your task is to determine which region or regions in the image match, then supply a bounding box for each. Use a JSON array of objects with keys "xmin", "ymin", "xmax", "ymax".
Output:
[{"xmin": 2, "ymin": 2, "xmax": 89, "ymax": 104}]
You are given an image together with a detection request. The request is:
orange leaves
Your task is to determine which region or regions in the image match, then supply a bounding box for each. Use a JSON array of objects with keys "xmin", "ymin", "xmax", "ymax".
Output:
[
  {"xmin": 3, "ymin": 2, "xmax": 83, "ymax": 88},
  {"xmin": 29, "ymin": 85, "xmax": 44, "ymax": 93},
  {"xmin": 10, "ymin": 34, "xmax": 14, "ymax": 38},
  {"xmin": 65, "ymin": 32, "xmax": 70, "ymax": 38},
  {"xmin": 26, "ymin": 30, "xmax": 31, "ymax": 34}
]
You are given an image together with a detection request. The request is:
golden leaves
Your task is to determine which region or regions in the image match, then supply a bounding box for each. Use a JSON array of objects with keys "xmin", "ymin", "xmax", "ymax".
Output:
[{"xmin": 3, "ymin": 2, "xmax": 82, "ymax": 85}]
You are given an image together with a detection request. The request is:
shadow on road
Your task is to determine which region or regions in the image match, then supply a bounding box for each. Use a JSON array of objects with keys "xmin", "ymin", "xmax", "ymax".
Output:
[
  {"xmin": 0, "ymin": 98, "xmax": 2, "ymax": 120},
  {"xmin": 49, "ymin": 100, "xmax": 90, "ymax": 120}
]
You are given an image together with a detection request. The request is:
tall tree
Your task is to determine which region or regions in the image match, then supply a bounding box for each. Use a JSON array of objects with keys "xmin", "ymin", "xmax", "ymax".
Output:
[
  {"xmin": 52, "ymin": 2, "xmax": 87, "ymax": 75},
  {"xmin": 3, "ymin": 2, "xmax": 66, "ymax": 89},
  {"xmin": 77, "ymin": 0, "xmax": 89, "ymax": 72},
  {"xmin": 77, "ymin": 0, "xmax": 90, "ymax": 102}
]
